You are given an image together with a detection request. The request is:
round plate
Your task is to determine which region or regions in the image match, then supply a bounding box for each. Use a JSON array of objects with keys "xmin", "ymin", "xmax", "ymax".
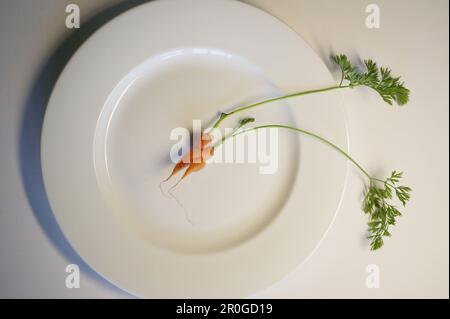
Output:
[{"xmin": 42, "ymin": 0, "xmax": 348, "ymax": 298}]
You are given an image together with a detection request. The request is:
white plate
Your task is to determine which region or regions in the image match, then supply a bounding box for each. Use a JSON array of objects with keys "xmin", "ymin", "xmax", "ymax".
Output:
[{"xmin": 42, "ymin": 0, "xmax": 348, "ymax": 298}]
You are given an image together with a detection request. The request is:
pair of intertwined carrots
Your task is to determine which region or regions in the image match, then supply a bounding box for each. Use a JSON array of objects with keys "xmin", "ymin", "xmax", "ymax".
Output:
[{"xmin": 161, "ymin": 133, "xmax": 214, "ymax": 188}]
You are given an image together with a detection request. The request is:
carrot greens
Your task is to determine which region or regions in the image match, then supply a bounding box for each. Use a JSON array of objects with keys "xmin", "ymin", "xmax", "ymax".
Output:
[{"xmin": 163, "ymin": 54, "xmax": 411, "ymax": 250}]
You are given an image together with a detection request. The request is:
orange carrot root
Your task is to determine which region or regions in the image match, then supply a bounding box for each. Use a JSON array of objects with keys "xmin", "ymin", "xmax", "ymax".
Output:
[{"xmin": 160, "ymin": 133, "xmax": 214, "ymax": 192}]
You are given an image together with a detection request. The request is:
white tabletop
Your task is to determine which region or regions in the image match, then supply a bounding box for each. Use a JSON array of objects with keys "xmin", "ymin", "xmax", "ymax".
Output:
[{"xmin": 0, "ymin": 0, "xmax": 448, "ymax": 298}]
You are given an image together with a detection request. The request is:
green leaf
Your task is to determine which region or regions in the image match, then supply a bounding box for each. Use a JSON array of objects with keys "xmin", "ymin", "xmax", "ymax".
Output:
[
  {"xmin": 364, "ymin": 171, "xmax": 411, "ymax": 250},
  {"xmin": 370, "ymin": 236, "xmax": 384, "ymax": 250},
  {"xmin": 238, "ymin": 117, "xmax": 255, "ymax": 127},
  {"xmin": 332, "ymin": 54, "xmax": 410, "ymax": 106}
]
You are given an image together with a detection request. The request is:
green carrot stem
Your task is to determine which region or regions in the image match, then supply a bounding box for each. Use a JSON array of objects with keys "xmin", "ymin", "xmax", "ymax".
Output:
[
  {"xmin": 212, "ymin": 85, "xmax": 351, "ymax": 128},
  {"xmin": 216, "ymin": 124, "xmax": 372, "ymax": 180}
]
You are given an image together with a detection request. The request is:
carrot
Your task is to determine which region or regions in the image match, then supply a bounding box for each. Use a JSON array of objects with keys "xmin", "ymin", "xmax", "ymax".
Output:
[
  {"xmin": 160, "ymin": 161, "xmax": 189, "ymax": 184},
  {"xmin": 160, "ymin": 133, "xmax": 214, "ymax": 191}
]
